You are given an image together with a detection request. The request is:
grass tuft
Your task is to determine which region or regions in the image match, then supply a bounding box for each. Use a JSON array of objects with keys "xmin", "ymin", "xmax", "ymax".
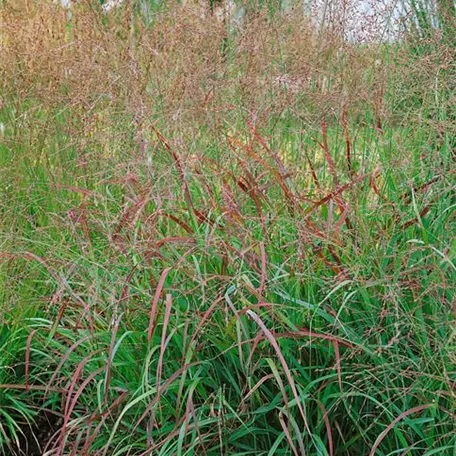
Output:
[{"xmin": 0, "ymin": 0, "xmax": 454, "ymax": 454}]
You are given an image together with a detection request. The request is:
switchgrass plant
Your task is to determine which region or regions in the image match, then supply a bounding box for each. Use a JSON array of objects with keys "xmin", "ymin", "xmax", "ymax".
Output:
[{"xmin": 0, "ymin": 1, "xmax": 455, "ymax": 455}]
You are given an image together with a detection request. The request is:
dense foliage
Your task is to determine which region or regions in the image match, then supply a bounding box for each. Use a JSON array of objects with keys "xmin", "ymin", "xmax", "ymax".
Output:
[{"xmin": 0, "ymin": 1, "xmax": 454, "ymax": 454}]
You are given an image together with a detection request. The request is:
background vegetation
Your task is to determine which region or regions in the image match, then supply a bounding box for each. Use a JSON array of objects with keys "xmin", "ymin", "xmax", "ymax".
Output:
[{"xmin": 0, "ymin": 0, "xmax": 454, "ymax": 454}]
